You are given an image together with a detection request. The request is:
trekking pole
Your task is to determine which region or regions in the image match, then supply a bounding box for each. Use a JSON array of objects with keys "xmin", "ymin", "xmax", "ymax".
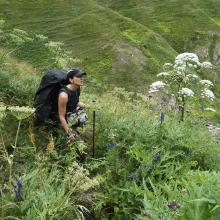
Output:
[{"xmin": 92, "ymin": 110, "xmax": 96, "ymax": 157}]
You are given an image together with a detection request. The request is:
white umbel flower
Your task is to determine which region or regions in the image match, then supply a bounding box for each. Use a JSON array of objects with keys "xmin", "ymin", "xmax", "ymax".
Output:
[
  {"xmin": 201, "ymin": 61, "xmax": 213, "ymax": 69},
  {"xmin": 8, "ymin": 106, "xmax": 35, "ymax": 120},
  {"xmin": 201, "ymin": 89, "xmax": 215, "ymax": 101},
  {"xmin": 200, "ymin": 79, "xmax": 213, "ymax": 87},
  {"xmin": 148, "ymin": 81, "xmax": 166, "ymax": 94},
  {"xmin": 178, "ymin": 88, "xmax": 194, "ymax": 97},
  {"xmin": 149, "ymin": 81, "xmax": 166, "ymax": 89},
  {"xmin": 8, "ymin": 106, "xmax": 35, "ymax": 113},
  {"xmin": 174, "ymin": 53, "xmax": 200, "ymax": 71}
]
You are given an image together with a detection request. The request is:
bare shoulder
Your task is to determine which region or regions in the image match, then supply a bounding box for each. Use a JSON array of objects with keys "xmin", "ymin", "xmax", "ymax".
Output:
[
  {"xmin": 59, "ymin": 92, "xmax": 68, "ymax": 103},
  {"xmin": 59, "ymin": 91, "xmax": 68, "ymax": 99}
]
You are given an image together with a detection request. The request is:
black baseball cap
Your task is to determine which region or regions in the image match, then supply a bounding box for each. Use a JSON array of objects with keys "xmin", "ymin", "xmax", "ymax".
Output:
[{"xmin": 67, "ymin": 68, "xmax": 87, "ymax": 78}]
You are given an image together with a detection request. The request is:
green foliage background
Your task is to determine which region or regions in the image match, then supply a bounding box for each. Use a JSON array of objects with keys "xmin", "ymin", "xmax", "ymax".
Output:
[{"xmin": 0, "ymin": 0, "xmax": 220, "ymax": 219}]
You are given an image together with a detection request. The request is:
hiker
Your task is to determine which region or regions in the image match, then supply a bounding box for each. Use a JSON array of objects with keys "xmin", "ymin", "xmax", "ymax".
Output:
[{"xmin": 58, "ymin": 68, "xmax": 87, "ymax": 140}]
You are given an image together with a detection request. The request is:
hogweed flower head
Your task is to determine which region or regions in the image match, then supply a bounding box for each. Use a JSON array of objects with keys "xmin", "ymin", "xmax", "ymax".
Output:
[
  {"xmin": 201, "ymin": 89, "xmax": 215, "ymax": 101},
  {"xmin": 174, "ymin": 53, "xmax": 200, "ymax": 71},
  {"xmin": 8, "ymin": 106, "xmax": 35, "ymax": 120},
  {"xmin": 200, "ymin": 79, "xmax": 213, "ymax": 87},
  {"xmin": 149, "ymin": 81, "xmax": 166, "ymax": 94},
  {"xmin": 201, "ymin": 61, "xmax": 213, "ymax": 69},
  {"xmin": 178, "ymin": 88, "xmax": 194, "ymax": 97}
]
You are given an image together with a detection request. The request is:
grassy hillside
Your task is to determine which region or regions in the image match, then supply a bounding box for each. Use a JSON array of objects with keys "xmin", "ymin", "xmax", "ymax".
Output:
[
  {"xmin": 1, "ymin": 1, "xmax": 219, "ymax": 90},
  {"xmin": 0, "ymin": 0, "xmax": 176, "ymax": 91},
  {"xmin": 96, "ymin": 0, "xmax": 220, "ymax": 55},
  {"xmin": 0, "ymin": 2, "xmax": 220, "ymax": 218}
]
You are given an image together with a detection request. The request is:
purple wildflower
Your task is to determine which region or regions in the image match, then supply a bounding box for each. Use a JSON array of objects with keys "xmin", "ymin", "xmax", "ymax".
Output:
[
  {"xmin": 14, "ymin": 179, "xmax": 23, "ymax": 200},
  {"xmin": 160, "ymin": 112, "xmax": 165, "ymax": 123},
  {"xmin": 107, "ymin": 140, "xmax": 117, "ymax": 149},
  {"xmin": 15, "ymin": 188, "xmax": 22, "ymax": 199},
  {"xmin": 153, "ymin": 153, "xmax": 161, "ymax": 162},
  {"xmin": 17, "ymin": 180, "xmax": 23, "ymax": 188}
]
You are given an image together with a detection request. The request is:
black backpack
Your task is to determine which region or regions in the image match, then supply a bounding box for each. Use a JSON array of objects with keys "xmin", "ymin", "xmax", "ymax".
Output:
[{"xmin": 34, "ymin": 69, "xmax": 68, "ymax": 125}]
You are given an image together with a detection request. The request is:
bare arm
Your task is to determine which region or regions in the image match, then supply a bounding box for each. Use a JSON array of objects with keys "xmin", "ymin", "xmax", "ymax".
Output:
[{"xmin": 58, "ymin": 92, "xmax": 69, "ymax": 134}]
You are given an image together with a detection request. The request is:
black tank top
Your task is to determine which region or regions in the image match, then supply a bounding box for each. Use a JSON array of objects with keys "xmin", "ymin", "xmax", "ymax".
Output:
[{"xmin": 59, "ymin": 86, "xmax": 80, "ymax": 114}]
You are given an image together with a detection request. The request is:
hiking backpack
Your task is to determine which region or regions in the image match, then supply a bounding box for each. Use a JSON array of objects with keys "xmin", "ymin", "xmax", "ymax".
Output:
[{"xmin": 34, "ymin": 69, "xmax": 68, "ymax": 125}]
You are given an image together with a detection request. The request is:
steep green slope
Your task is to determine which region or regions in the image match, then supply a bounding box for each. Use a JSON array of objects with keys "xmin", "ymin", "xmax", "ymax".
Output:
[
  {"xmin": 0, "ymin": 0, "xmax": 219, "ymax": 93},
  {"xmin": 0, "ymin": 0, "xmax": 176, "ymax": 90},
  {"xmin": 95, "ymin": 0, "xmax": 220, "ymax": 57}
]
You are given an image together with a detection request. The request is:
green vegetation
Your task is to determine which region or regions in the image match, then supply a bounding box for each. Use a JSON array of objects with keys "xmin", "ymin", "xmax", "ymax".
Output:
[
  {"xmin": 0, "ymin": 0, "xmax": 220, "ymax": 218},
  {"xmin": 1, "ymin": 66, "xmax": 220, "ymax": 218}
]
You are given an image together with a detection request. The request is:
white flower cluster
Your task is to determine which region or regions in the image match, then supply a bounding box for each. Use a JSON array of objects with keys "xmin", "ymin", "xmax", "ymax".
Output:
[
  {"xmin": 8, "ymin": 106, "xmax": 35, "ymax": 120},
  {"xmin": 201, "ymin": 61, "xmax": 212, "ymax": 69},
  {"xmin": 149, "ymin": 81, "xmax": 166, "ymax": 94},
  {"xmin": 157, "ymin": 72, "xmax": 170, "ymax": 77},
  {"xmin": 200, "ymin": 79, "xmax": 213, "ymax": 87},
  {"xmin": 174, "ymin": 53, "xmax": 200, "ymax": 71},
  {"xmin": 8, "ymin": 106, "xmax": 35, "ymax": 113},
  {"xmin": 201, "ymin": 89, "xmax": 215, "ymax": 101},
  {"xmin": 178, "ymin": 88, "xmax": 194, "ymax": 97}
]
